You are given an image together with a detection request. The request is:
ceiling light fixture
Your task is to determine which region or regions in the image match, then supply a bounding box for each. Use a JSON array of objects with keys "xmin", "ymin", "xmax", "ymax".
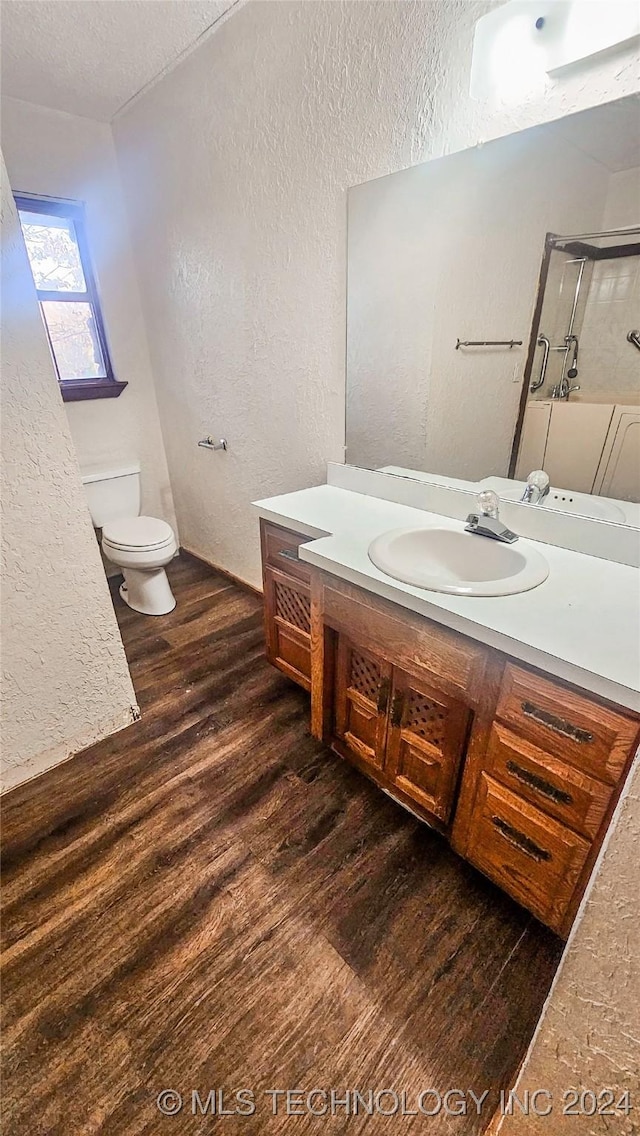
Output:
[{"xmin": 470, "ymin": 0, "xmax": 640, "ymax": 101}]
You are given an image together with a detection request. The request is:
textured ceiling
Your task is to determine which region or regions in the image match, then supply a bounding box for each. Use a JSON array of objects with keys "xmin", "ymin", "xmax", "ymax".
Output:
[{"xmin": 0, "ymin": 0, "xmax": 238, "ymax": 121}]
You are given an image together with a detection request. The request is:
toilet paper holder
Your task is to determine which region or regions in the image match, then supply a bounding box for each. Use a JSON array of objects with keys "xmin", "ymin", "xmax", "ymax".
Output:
[{"xmin": 198, "ymin": 436, "xmax": 227, "ymax": 451}]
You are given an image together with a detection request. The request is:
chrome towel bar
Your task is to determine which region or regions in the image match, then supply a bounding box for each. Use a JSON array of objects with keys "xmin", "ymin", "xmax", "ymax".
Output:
[{"xmin": 456, "ymin": 338, "xmax": 523, "ymax": 349}]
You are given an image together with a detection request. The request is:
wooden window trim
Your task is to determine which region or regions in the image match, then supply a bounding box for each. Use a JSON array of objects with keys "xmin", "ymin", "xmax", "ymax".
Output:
[{"xmin": 14, "ymin": 193, "xmax": 127, "ymax": 402}]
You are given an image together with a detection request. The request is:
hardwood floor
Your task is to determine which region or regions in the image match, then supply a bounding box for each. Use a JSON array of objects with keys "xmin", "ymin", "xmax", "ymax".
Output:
[{"xmin": 1, "ymin": 554, "xmax": 563, "ymax": 1135}]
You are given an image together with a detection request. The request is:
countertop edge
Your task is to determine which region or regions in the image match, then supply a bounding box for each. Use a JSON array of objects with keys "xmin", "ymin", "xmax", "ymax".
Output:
[
  {"xmin": 301, "ymin": 545, "xmax": 640, "ymax": 713},
  {"xmin": 254, "ymin": 498, "xmax": 640, "ymax": 714}
]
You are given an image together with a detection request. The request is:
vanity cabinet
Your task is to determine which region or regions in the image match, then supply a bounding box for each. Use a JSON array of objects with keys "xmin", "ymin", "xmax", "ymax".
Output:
[
  {"xmin": 333, "ymin": 633, "xmax": 471, "ymax": 823},
  {"xmin": 259, "ymin": 521, "xmax": 640, "ymax": 937}
]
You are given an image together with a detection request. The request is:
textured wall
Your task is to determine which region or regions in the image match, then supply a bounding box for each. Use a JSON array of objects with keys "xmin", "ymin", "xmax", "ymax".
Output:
[
  {"xmin": 1, "ymin": 150, "xmax": 137, "ymax": 792},
  {"xmin": 112, "ymin": 0, "xmax": 639, "ymax": 589},
  {"xmin": 496, "ymin": 753, "xmax": 640, "ymax": 1136},
  {"xmin": 1, "ymin": 97, "xmax": 177, "ymax": 539}
]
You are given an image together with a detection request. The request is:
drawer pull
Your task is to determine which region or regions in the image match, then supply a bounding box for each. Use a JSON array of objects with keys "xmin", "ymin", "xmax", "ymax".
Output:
[
  {"xmin": 390, "ymin": 690, "xmax": 404, "ymax": 728},
  {"xmin": 279, "ymin": 548, "xmax": 300, "ymax": 563},
  {"xmin": 506, "ymin": 760, "xmax": 573, "ymax": 806},
  {"xmin": 521, "ymin": 701, "xmax": 594, "ymax": 744},
  {"xmin": 377, "ymin": 677, "xmax": 390, "ymax": 714},
  {"xmin": 491, "ymin": 816, "xmax": 552, "ymax": 862}
]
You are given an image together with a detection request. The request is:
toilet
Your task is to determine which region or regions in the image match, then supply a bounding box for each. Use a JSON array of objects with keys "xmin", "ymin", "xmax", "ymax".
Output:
[{"xmin": 82, "ymin": 465, "xmax": 177, "ymax": 616}]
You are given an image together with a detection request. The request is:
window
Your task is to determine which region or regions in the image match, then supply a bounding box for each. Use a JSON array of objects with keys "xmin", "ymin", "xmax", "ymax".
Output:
[{"xmin": 15, "ymin": 195, "xmax": 127, "ymax": 401}]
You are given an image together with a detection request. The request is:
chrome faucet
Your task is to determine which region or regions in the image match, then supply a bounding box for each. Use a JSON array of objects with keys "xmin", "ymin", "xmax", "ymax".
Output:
[
  {"xmin": 551, "ymin": 334, "xmax": 581, "ymax": 399},
  {"xmin": 520, "ymin": 470, "xmax": 550, "ymax": 505},
  {"xmin": 465, "ymin": 490, "xmax": 518, "ymax": 544}
]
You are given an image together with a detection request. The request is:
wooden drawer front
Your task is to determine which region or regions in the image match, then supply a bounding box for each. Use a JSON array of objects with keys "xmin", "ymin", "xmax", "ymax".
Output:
[
  {"xmin": 466, "ymin": 777, "xmax": 591, "ymax": 936},
  {"xmin": 261, "ymin": 521, "xmax": 311, "ymax": 584},
  {"xmin": 385, "ymin": 670, "xmax": 471, "ymax": 823},
  {"xmin": 334, "ymin": 637, "xmax": 391, "ymax": 771},
  {"xmin": 496, "ymin": 664, "xmax": 639, "ymax": 785},
  {"xmin": 321, "ymin": 581, "xmax": 488, "ymax": 704},
  {"xmin": 486, "ymin": 724, "xmax": 613, "ymax": 840},
  {"xmin": 465, "ymin": 775, "xmax": 590, "ymax": 932},
  {"xmin": 264, "ymin": 567, "xmax": 311, "ymax": 690}
]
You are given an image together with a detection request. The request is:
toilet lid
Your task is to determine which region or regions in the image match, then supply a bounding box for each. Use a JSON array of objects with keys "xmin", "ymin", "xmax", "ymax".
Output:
[{"xmin": 102, "ymin": 516, "xmax": 175, "ymax": 551}]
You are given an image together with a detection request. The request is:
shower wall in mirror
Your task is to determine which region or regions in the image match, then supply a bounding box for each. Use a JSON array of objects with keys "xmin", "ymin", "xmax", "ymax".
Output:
[{"xmin": 346, "ymin": 96, "xmax": 640, "ymax": 525}]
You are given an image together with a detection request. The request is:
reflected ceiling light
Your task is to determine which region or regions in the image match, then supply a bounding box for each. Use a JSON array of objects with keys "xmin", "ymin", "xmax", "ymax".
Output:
[{"xmin": 471, "ymin": 0, "xmax": 640, "ymax": 101}]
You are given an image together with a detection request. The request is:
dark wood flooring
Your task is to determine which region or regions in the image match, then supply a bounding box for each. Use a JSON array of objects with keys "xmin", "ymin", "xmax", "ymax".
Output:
[{"xmin": 1, "ymin": 555, "xmax": 563, "ymax": 1135}]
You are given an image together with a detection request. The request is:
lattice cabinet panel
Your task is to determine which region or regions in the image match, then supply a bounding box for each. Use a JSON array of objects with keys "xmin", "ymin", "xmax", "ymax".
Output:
[
  {"xmin": 274, "ymin": 578, "xmax": 311, "ymax": 635},
  {"xmin": 349, "ymin": 649, "xmax": 383, "ymax": 705},
  {"xmin": 404, "ymin": 690, "xmax": 448, "ymax": 751}
]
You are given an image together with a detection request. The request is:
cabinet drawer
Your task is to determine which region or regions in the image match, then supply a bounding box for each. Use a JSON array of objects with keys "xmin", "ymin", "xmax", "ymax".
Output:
[
  {"xmin": 261, "ymin": 521, "xmax": 311, "ymax": 584},
  {"xmin": 465, "ymin": 775, "xmax": 590, "ymax": 933},
  {"xmin": 486, "ymin": 723, "xmax": 612, "ymax": 840},
  {"xmin": 496, "ymin": 664, "xmax": 639, "ymax": 784}
]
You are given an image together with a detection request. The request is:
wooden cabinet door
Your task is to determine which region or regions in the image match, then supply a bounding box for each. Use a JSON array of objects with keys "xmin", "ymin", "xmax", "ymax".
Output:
[
  {"xmin": 384, "ymin": 668, "xmax": 471, "ymax": 823},
  {"xmin": 263, "ymin": 565, "xmax": 311, "ymax": 690},
  {"xmin": 333, "ymin": 636, "xmax": 391, "ymax": 771}
]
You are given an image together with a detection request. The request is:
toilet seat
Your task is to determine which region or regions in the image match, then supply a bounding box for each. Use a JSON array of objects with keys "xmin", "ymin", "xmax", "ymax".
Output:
[{"xmin": 102, "ymin": 515, "xmax": 174, "ymax": 552}]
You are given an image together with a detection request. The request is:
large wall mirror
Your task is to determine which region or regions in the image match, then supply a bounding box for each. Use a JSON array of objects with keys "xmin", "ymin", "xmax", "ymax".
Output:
[{"xmin": 346, "ymin": 95, "xmax": 640, "ymax": 526}]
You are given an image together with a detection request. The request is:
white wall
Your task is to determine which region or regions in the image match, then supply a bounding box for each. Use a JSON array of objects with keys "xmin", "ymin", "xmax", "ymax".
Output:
[
  {"xmin": 112, "ymin": 0, "xmax": 639, "ymax": 589},
  {"xmin": 0, "ymin": 149, "xmax": 137, "ymax": 792},
  {"xmin": 1, "ymin": 97, "xmax": 177, "ymax": 536},
  {"xmin": 604, "ymin": 165, "xmax": 640, "ymax": 228},
  {"xmin": 346, "ymin": 126, "xmax": 608, "ymax": 477},
  {"xmin": 577, "ymin": 166, "xmax": 640, "ymax": 399}
]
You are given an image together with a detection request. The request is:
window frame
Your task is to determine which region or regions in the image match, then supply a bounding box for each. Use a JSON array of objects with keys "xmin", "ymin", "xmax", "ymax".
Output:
[{"xmin": 14, "ymin": 193, "xmax": 127, "ymax": 402}]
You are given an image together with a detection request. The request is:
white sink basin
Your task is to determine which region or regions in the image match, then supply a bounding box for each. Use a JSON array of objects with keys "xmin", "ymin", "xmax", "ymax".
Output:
[{"xmin": 368, "ymin": 526, "xmax": 549, "ymax": 597}]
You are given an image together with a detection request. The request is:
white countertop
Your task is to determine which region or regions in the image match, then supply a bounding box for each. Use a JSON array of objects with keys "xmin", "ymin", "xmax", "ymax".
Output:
[{"xmin": 255, "ymin": 485, "xmax": 640, "ymax": 712}]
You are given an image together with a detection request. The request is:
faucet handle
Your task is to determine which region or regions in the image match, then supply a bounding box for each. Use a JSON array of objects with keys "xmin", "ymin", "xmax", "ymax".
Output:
[
  {"xmin": 475, "ymin": 489, "xmax": 500, "ymax": 519},
  {"xmin": 526, "ymin": 470, "xmax": 550, "ymax": 494}
]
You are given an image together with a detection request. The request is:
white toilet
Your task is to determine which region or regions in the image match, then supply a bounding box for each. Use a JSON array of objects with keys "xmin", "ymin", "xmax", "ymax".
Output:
[{"xmin": 82, "ymin": 465, "xmax": 178, "ymax": 616}]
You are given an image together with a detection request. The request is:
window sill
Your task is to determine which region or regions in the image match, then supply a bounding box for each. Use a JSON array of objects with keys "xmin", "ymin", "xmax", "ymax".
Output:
[{"xmin": 60, "ymin": 379, "xmax": 128, "ymax": 402}]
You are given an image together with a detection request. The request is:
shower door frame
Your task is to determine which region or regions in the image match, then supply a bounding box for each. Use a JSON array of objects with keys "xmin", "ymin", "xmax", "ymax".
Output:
[{"xmin": 508, "ymin": 228, "xmax": 640, "ymax": 479}]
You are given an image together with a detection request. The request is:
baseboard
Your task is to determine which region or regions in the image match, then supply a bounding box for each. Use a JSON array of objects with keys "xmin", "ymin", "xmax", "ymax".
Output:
[
  {"xmin": 179, "ymin": 546, "xmax": 263, "ymax": 598},
  {"xmin": 0, "ymin": 705, "xmax": 138, "ymax": 797}
]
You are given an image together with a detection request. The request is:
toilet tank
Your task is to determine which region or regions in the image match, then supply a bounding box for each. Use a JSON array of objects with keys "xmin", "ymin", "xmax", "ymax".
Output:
[{"xmin": 81, "ymin": 465, "xmax": 141, "ymax": 527}]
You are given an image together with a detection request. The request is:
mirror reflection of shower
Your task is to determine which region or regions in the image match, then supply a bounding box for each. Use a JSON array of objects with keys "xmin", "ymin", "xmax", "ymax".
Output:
[
  {"xmin": 534, "ymin": 256, "xmax": 585, "ymax": 401},
  {"xmin": 528, "ymin": 227, "xmax": 639, "ymax": 404},
  {"xmin": 512, "ymin": 225, "xmax": 639, "ymax": 501}
]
